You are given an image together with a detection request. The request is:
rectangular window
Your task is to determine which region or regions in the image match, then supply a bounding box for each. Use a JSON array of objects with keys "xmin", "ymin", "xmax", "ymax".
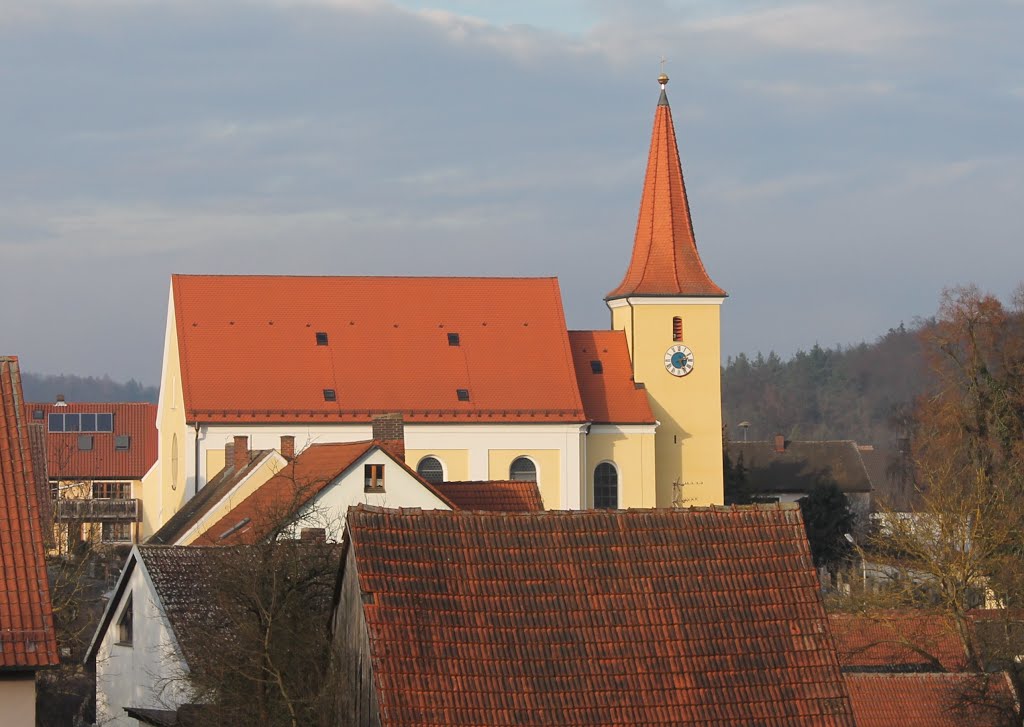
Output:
[
  {"xmin": 323, "ymin": 389, "xmax": 337, "ymax": 402},
  {"xmin": 78, "ymin": 435, "xmax": 93, "ymax": 451},
  {"xmin": 117, "ymin": 595, "xmax": 133, "ymax": 644},
  {"xmin": 80, "ymin": 413, "xmax": 96, "ymax": 432},
  {"xmin": 673, "ymin": 316, "xmax": 683, "ymax": 341},
  {"xmin": 48, "ymin": 413, "xmax": 64, "ymax": 432},
  {"xmin": 64, "ymin": 414, "xmax": 80, "ymax": 432},
  {"xmin": 315, "ymin": 332, "xmax": 329, "ymax": 346},
  {"xmin": 448, "ymin": 332, "xmax": 460, "ymax": 346},
  {"xmin": 32, "ymin": 409, "xmax": 44, "ymax": 420},
  {"xmin": 96, "ymin": 413, "xmax": 113, "ymax": 432},
  {"xmin": 93, "ymin": 482, "xmax": 131, "ymax": 499},
  {"xmin": 456, "ymin": 389, "xmax": 470, "ymax": 401},
  {"xmin": 104, "ymin": 522, "xmax": 132, "ymax": 543},
  {"xmin": 364, "ymin": 464, "xmax": 385, "ymax": 492},
  {"xmin": 115, "ymin": 435, "xmax": 131, "ymax": 450},
  {"xmin": 590, "ymin": 360, "xmax": 603, "ymax": 374}
]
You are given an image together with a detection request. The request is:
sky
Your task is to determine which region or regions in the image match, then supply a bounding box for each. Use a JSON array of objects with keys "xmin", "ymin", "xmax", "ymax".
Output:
[{"xmin": 1, "ymin": 0, "xmax": 1022, "ymax": 384}]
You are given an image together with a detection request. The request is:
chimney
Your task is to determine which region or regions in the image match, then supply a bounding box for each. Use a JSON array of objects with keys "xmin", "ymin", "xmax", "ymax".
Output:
[
  {"xmin": 233, "ymin": 435, "xmax": 249, "ymax": 470},
  {"xmin": 280, "ymin": 435, "xmax": 295, "ymax": 460},
  {"xmin": 774, "ymin": 434, "xmax": 786, "ymax": 454},
  {"xmin": 371, "ymin": 413, "xmax": 405, "ymax": 462},
  {"xmin": 55, "ymin": 394, "xmax": 67, "ymax": 408},
  {"xmin": 300, "ymin": 527, "xmax": 326, "ymax": 543}
]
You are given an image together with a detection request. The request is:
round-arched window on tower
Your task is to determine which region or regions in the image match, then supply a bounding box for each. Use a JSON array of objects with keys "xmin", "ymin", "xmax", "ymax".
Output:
[
  {"xmin": 509, "ymin": 457, "xmax": 537, "ymax": 482},
  {"xmin": 417, "ymin": 456, "xmax": 444, "ymax": 484},
  {"xmin": 594, "ymin": 462, "xmax": 618, "ymax": 509}
]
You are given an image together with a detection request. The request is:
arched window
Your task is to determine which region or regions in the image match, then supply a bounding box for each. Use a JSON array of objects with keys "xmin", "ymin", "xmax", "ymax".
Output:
[
  {"xmin": 417, "ymin": 456, "xmax": 444, "ymax": 484},
  {"xmin": 594, "ymin": 462, "xmax": 618, "ymax": 509},
  {"xmin": 509, "ymin": 457, "xmax": 537, "ymax": 482},
  {"xmin": 672, "ymin": 316, "xmax": 683, "ymax": 341}
]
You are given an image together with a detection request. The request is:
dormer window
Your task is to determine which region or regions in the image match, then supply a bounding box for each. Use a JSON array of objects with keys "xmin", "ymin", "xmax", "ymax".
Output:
[
  {"xmin": 115, "ymin": 435, "xmax": 131, "ymax": 451},
  {"xmin": 315, "ymin": 332, "xmax": 329, "ymax": 346},
  {"xmin": 323, "ymin": 389, "xmax": 337, "ymax": 402},
  {"xmin": 590, "ymin": 360, "xmax": 603, "ymax": 374},
  {"xmin": 448, "ymin": 333, "xmax": 460, "ymax": 346},
  {"xmin": 117, "ymin": 596, "xmax": 133, "ymax": 645},
  {"xmin": 456, "ymin": 389, "xmax": 470, "ymax": 402}
]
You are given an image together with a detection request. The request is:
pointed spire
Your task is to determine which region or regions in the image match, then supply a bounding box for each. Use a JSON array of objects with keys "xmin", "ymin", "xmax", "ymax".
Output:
[{"xmin": 607, "ymin": 74, "xmax": 725, "ymax": 300}]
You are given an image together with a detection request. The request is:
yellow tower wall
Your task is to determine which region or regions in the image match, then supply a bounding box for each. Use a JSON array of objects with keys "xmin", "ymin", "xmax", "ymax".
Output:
[{"xmin": 610, "ymin": 298, "xmax": 724, "ymax": 506}]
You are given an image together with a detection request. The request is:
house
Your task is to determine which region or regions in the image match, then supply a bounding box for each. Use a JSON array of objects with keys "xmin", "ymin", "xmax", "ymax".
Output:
[
  {"xmin": 27, "ymin": 397, "xmax": 157, "ymax": 547},
  {"xmin": 828, "ymin": 611, "xmax": 970, "ymax": 672},
  {"xmin": 141, "ymin": 74, "xmax": 728, "ymax": 537},
  {"xmin": 331, "ymin": 504, "xmax": 856, "ymax": 725},
  {"xmin": 0, "ymin": 357, "xmax": 60, "ymax": 726},
  {"xmin": 731, "ymin": 436, "xmax": 873, "ymax": 519},
  {"xmin": 845, "ymin": 673, "xmax": 1018, "ymax": 726}
]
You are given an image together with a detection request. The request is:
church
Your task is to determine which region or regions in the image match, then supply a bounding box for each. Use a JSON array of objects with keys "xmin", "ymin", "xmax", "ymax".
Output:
[{"xmin": 139, "ymin": 74, "xmax": 726, "ymax": 538}]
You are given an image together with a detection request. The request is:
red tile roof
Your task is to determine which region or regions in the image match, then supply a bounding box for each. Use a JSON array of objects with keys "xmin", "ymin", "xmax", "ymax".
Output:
[
  {"xmin": 343, "ymin": 505, "xmax": 855, "ymax": 726},
  {"xmin": 431, "ymin": 480, "xmax": 544, "ymax": 511},
  {"xmin": 193, "ymin": 441, "xmax": 456, "ymax": 545},
  {"xmin": 845, "ymin": 673, "xmax": 1018, "ymax": 727},
  {"xmin": 0, "ymin": 356, "xmax": 59, "ymax": 669},
  {"xmin": 27, "ymin": 401, "xmax": 157, "ymax": 480},
  {"xmin": 172, "ymin": 275, "xmax": 588, "ymax": 424},
  {"xmin": 607, "ymin": 81, "xmax": 725, "ymax": 300},
  {"xmin": 568, "ymin": 330, "xmax": 655, "ymax": 424},
  {"xmin": 829, "ymin": 611, "xmax": 969, "ymax": 671}
]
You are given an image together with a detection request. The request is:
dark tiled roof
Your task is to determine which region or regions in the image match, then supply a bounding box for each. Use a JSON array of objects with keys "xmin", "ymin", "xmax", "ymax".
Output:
[
  {"xmin": 344, "ymin": 505, "xmax": 855, "ymax": 726},
  {"xmin": 27, "ymin": 422, "xmax": 53, "ymax": 542},
  {"xmin": 431, "ymin": 480, "xmax": 544, "ymax": 511},
  {"xmin": 568, "ymin": 330, "xmax": 655, "ymax": 424},
  {"xmin": 0, "ymin": 356, "xmax": 59, "ymax": 669},
  {"xmin": 147, "ymin": 449, "xmax": 276, "ymax": 545},
  {"xmin": 829, "ymin": 612, "xmax": 969, "ymax": 671},
  {"xmin": 732, "ymin": 440, "xmax": 873, "ymax": 494},
  {"xmin": 845, "ymin": 672, "xmax": 1018, "ymax": 727},
  {"xmin": 28, "ymin": 401, "xmax": 157, "ymax": 479}
]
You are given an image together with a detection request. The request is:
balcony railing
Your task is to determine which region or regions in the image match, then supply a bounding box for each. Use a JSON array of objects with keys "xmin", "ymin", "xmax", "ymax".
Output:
[{"xmin": 54, "ymin": 498, "xmax": 141, "ymax": 522}]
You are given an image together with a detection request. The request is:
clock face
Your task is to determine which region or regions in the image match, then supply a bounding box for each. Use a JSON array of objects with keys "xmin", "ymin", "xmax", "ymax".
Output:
[{"xmin": 664, "ymin": 344, "xmax": 695, "ymax": 377}]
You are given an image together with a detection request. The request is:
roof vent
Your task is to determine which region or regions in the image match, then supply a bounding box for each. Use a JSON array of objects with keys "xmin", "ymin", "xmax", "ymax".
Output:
[
  {"xmin": 456, "ymin": 389, "xmax": 470, "ymax": 402},
  {"xmin": 590, "ymin": 360, "xmax": 603, "ymax": 374},
  {"xmin": 448, "ymin": 332, "xmax": 460, "ymax": 346},
  {"xmin": 323, "ymin": 389, "xmax": 337, "ymax": 402},
  {"xmin": 315, "ymin": 332, "xmax": 329, "ymax": 346}
]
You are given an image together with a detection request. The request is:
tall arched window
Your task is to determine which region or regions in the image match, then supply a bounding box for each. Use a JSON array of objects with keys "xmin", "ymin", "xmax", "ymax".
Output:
[
  {"xmin": 417, "ymin": 456, "xmax": 444, "ymax": 484},
  {"xmin": 509, "ymin": 457, "xmax": 537, "ymax": 482},
  {"xmin": 594, "ymin": 462, "xmax": 618, "ymax": 509}
]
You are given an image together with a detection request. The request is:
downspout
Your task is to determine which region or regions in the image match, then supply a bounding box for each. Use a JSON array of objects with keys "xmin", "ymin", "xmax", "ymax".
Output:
[{"xmin": 193, "ymin": 420, "xmax": 202, "ymax": 498}]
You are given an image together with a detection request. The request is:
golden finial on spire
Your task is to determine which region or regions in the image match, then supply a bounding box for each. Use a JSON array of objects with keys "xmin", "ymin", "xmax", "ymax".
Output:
[{"xmin": 659, "ymin": 56, "xmax": 669, "ymax": 88}]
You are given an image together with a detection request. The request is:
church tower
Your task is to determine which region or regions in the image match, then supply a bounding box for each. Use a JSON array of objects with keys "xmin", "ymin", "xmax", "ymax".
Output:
[{"xmin": 607, "ymin": 74, "xmax": 726, "ymax": 507}]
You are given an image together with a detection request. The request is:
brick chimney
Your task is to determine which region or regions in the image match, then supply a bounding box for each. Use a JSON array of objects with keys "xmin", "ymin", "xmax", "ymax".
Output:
[
  {"xmin": 774, "ymin": 434, "xmax": 786, "ymax": 454},
  {"xmin": 233, "ymin": 435, "xmax": 249, "ymax": 470},
  {"xmin": 280, "ymin": 435, "xmax": 295, "ymax": 460},
  {"xmin": 371, "ymin": 413, "xmax": 405, "ymax": 462}
]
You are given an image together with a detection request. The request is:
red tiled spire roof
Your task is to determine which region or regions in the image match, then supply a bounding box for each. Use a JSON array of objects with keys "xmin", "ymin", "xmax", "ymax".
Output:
[
  {"xmin": 0, "ymin": 356, "xmax": 59, "ymax": 669},
  {"xmin": 607, "ymin": 77, "xmax": 725, "ymax": 300}
]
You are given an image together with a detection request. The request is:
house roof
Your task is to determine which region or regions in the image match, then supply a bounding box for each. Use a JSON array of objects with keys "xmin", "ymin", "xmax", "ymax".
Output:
[
  {"xmin": 147, "ymin": 449, "xmax": 279, "ymax": 545},
  {"xmin": 430, "ymin": 480, "xmax": 544, "ymax": 511},
  {"xmin": 0, "ymin": 356, "xmax": 59, "ymax": 670},
  {"xmin": 172, "ymin": 275, "xmax": 588, "ymax": 424},
  {"xmin": 27, "ymin": 401, "xmax": 157, "ymax": 480},
  {"xmin": 732, "ymin": 440, "xmax": 873, "ymax": 494},
  {"xmin": 845, "ymin": 673, "xmax": 1018, "ymax": 727},
  {"xmin": 192, "ymin": 441, "xmax": 456, "ymax": 545},
  {"xmin": 828, "ymin": 612, "xmax": 969, "ymax": 672},
  {"xmin": 606, "ymin": 79, "xmax": 725, "ymax": 300},
  {"xmin": 342, "ymin": 504, "xmax": 855, "ymax": 726},
  {"xmin": 568, "ymin": 330, "xmax": 655, "ymax": 424}
]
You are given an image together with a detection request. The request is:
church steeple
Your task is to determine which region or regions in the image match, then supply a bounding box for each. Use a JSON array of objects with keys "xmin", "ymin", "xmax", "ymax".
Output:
[{"xmin": 607, "ymin": 74, "xmax": 725, "ymax": 300}]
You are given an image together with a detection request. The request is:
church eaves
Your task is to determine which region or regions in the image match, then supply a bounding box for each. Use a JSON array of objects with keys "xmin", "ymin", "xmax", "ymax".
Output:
[{"xmin": 607, "ymin": 75, "xmax": 726, "ymax": 300}]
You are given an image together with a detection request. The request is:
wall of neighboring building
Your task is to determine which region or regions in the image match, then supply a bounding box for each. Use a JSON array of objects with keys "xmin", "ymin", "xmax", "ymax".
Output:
[
  {"xmin": 610, "ymin": 298, "xmax": 725, "ymax": 507},
  {"xmin": 51, "ymin": 478, "xmax": 141, "ymax": 548},
  {"xmin": 331, "ymin": 547, "xmax": 381, "ymax": 727},
  {"xmin": 95, "ymin": 556, "xmax": 190, "ymax": 727},
  {"xmin": 292, "ymin": 449, "xmax": 451, "ymax": 540},
  {"xmin": 584, "ymin": 425, "xmax": 658, "ymax": 508},
  {"xmin": 0, "ymin": 674, "xmax": 36, "ymax": 727}
]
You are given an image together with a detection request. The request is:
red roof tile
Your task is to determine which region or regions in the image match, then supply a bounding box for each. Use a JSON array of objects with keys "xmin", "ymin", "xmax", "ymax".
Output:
[
  {"xmin": 568, "ymin": 330, "xmax": 655, "ymax": 424},
  {"xmin": 845, "ymin": 673, "xmax": 1018, "ymax": 727},
  {"xmin": 431, "ymin": 480, "xmax": 544, "ymax": 511},
  {"xmin": 172, "ymin": 275, "xmax": 587, "ymax": 424},
  {"xmin": 343, "ymin": 505, "xmax": 855, "ymax": 726},
  {"xmin": 27, "ymin": 401, "xmax": 157, "ymax": 480},
  {"xmin": 829, "ymin": 611, "xmax": 969, "ymax": 671},
  {"xmin": 194, "ymin": 441, "xmax": 456, "ymax": 545},
  {"xmin": 0, "ymin": 356, "xmax": 59, "ymax": 669},
  {"xmin": 607, "ymin": 81, "xmax": 725, "ymax": 300}
]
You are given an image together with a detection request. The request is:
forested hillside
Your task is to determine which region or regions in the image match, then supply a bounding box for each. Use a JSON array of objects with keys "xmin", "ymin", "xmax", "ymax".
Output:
[
  {"xmin": 722, "ymin": 322, "xmax": 931, "ymax": 447},
  {"xmin": 22, "ymin": 372, "xmax": 158, "ymax": 404}
]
